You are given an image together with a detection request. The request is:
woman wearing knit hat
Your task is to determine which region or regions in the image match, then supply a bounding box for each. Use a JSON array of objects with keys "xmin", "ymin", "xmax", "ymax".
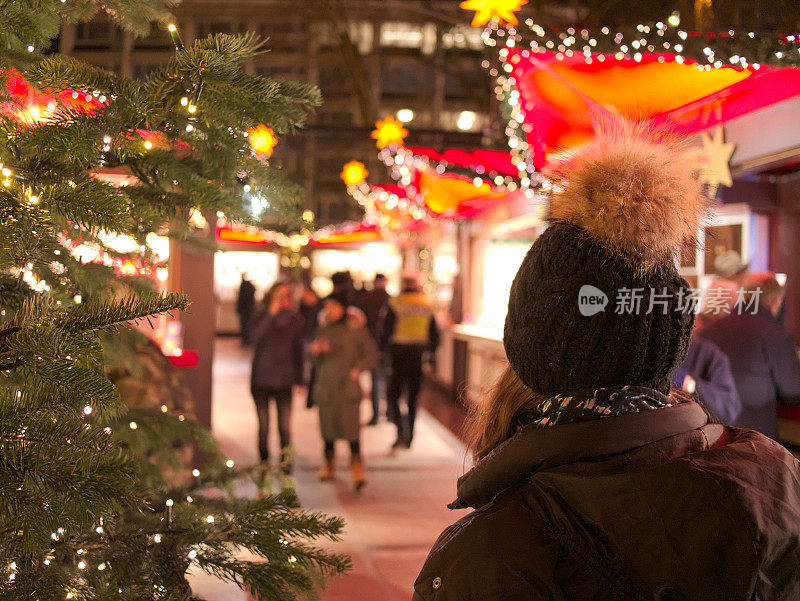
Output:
[
  {"xmin": 309, "ymin": 291, "xmax": 378, "ymax": 491},
  {"xmin": 412, "ymin": 122, "xmax": 800, "ymax": 600}
]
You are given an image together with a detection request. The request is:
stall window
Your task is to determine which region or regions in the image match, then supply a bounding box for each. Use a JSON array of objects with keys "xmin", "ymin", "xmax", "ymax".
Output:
[{"xmin": 479, "ymin": 241, "xmax": 531, "ymax": 328}]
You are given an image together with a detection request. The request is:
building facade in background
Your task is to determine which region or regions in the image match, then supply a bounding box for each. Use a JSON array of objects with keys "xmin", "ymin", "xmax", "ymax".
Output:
[{"xmin": 59, "ymin": 0, "xmax": 516, "ymax": 224}]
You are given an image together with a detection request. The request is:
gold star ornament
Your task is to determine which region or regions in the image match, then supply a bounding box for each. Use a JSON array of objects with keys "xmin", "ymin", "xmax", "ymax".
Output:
[
  {"xmin": 371, "ymin": 116, "xmax": 409, "ymax": 149},
  {"xmin": 684, "ymin": 126, "xmax": 735, "ymax": 188},
  {"xmin": 248, "ymin": 124, "xmax": 278, "ymax": 156},
  {"xmin": 340, "ymin": 160, "xmax": 369, "ymax": 186},
  {"xmin": 460, "ymin": 0, "xmax": 528, "ymax": 27}
]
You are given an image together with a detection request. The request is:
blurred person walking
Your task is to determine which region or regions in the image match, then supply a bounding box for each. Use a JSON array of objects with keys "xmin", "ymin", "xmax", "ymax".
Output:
[
  {"xmin": 672, "ymin": 329, "xmax": 742, "ymax": 425},
  {"xmin": 381, "ymin": 274, "xmax": 440, "ymax": 448},
  {"xmin": 249, "ymin": 281, "xmax": 305, "ymax": 472},
  {"xmin": 413, "ymin": 124, "xmax": 800, "ymax": 601},
  {"xmin": 298, "ymin": 282, "xmax": 320, "ymax": 341},
  {"xmin": 310, "ymin": 292, "xmax": 378, "ymax": 491},
  {"xmin": 359, "ymin": 274, "xmax": 391, "ymax": 425},
  {"xmin": 236, "ymin": 273, "xmax": 256, "ymax": 345},
  {"xmin": 699, "ymin": 271, "xmax": 800, "ymax": 438}
]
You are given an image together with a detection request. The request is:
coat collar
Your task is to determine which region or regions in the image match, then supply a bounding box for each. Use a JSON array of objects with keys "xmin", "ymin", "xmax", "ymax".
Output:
[{"xmin": 450, "ymin": 396, "xmax": 709, "ymax": 510}]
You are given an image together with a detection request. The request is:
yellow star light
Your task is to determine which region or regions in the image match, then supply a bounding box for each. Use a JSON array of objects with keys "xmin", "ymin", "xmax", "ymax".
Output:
[
  {"xmin": 460, "ymin": 0, "xmax": 528, "ymax": 27},
  {"xmin": 340, "ymin": 160, "xmax": 369, "ymax": 186},
  {"xmin": 371, "ymin": 116, "xmax": 409, "ymax": 149},
  {"xmin": 248, "ymin": 124, "xmax": 278, "ymax": 156},
  {"xmin": 684, "ymin": 126, "xmax": 736, "ymax": 188}
]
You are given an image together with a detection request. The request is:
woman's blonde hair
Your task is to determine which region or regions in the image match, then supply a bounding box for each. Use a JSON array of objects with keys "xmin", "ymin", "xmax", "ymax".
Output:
[{"xmin": 465, "ymin": 363, "xmax": 547, "ymax": 461}]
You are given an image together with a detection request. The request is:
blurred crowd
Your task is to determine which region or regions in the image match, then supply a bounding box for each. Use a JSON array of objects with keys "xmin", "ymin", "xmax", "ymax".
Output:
[
  {"xmin": 234, "ymin": 252, "xmax": 800, "ymax": 494},
  {"xmin": 236, "ymin": 271, "xmax": 439, "ymax": 492},
  {"xmin": 672, "ymin": 253, "xmax": 800, "ymax": 439}
]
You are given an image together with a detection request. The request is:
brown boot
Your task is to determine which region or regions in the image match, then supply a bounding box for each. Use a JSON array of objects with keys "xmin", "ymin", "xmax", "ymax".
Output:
[
  {"xmin": 318, "ymin": 448, "xmax": 334, "ymax": 481},
  {"xmin": 351, "ymin": 457, "xmax": 366, "ymax": 492}
]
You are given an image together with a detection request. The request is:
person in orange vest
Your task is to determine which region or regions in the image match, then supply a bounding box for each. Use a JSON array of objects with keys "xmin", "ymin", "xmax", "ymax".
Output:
[{"xmin": 380, "ymin": 274, "xmax": 440, "ymax": 449}]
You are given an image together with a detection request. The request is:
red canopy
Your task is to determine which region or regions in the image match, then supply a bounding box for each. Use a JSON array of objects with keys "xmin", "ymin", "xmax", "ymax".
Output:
[
  {"xmin": 408, "ymin": 147, "xmax": 518, "ymax": 177},
  {"xmin": 505, "ymin": 48, "xmax": 800, "ymax": 167}
]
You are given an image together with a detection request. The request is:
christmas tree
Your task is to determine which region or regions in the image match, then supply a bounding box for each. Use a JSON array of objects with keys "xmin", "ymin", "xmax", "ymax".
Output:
[{"xmin": 0, "ymin": 1, "xmax": 349, "ymax": 599}]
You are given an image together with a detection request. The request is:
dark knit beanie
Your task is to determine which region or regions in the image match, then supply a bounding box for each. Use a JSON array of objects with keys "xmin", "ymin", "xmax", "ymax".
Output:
[{"xmin": 504, "ymin": 121, "xmax": 703, "ymax": 395}]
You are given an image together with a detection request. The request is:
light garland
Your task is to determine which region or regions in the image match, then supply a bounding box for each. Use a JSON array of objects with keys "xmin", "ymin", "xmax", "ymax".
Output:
[{"xmin": 475, "ymin": 15, "xmax": 800, "ymax": 192}]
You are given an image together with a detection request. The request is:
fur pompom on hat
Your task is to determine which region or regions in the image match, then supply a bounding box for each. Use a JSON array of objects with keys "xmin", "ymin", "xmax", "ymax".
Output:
[
  {"xmin": 548, "ymin": 120, "xmax": 704, "ymax": 274},
  {"xmin": 504, "ymin": 120, "xmax": 702, "ymax": 396}
]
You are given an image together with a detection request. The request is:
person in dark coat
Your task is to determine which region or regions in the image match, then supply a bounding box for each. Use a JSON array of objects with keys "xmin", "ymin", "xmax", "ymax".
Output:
[
  {"xmin": 699, "ymin": 271, "xmax": 800, "ymax": 439},
  {"xmin": 249, "ymin": 281, "xmax": 305, "ymax": 472},
  {"xmin": 298, "ymin": 283, "xmax": 320, "ymax": 342},
  {"xmin": 413, "ymin": 125, "xmax": 800, "ymax": 601},
  {"xmin": 671, "ymin": 332, "xmax": 742, "ymax": 425},
  {"xmin": 358, "ymin": 274, "xmax": 391, "ymax": 425},
  {"xmin": 235, "ymin": 274, "xmax": 256, "ymax": 345}
]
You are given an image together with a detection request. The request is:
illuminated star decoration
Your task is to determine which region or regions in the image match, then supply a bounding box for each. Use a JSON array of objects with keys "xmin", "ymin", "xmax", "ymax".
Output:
[
  {"xmin": 684, "ymin": 126, "xmax": 736, "ymax": 188},
  {"xmin": 371, "ymin": 116, "xmax": 409, "ymax": 149},
  {"xmin": 340, "ymin": 160, "xmax": 369, "ymax": 186},
  {"xmin": 459, "ymin": 0, "xmax": 528, "ymax": 27},
  {"xmin": 248, "ymin": 124, "xmax": 278, "ymax": 156}
]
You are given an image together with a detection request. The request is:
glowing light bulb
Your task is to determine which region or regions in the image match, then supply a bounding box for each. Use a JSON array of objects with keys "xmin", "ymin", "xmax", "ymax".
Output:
[{"xmin": 129, "ymin": 421, "xmax": 137, "ymax": 429}]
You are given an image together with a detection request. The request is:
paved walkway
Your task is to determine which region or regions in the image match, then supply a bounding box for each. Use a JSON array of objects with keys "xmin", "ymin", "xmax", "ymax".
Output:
[{"xmin": 190, "ymin": 337, "xmax": 469, "ymax": 600}]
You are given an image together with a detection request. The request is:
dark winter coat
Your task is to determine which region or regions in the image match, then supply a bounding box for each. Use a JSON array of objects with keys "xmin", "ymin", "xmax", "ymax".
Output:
[
  {"xmin": 250, "ymin": 309, "xmax": 305, "ymax": 390},
  {"xmin": 699, "ymin": 307, "xmax": 800, "ymax": 438},
  {"xmin": 672, "ymin": 335, "xmax": 742, "ymax": 425},
  {"xmin": 413, "ymin": 394, "xmax": 800, "ymax": 601},
  {"xmin": 236, "ymin": 279, "xmax": 256, "ymax": 316},
  {"xmin": 358, "ymin": 287, "xmax": 390, "ymax": 339}
]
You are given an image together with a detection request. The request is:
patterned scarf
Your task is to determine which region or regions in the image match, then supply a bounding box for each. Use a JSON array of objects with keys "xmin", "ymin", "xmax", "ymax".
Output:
[{"xmin": 519, "ymin": 386, "xmax": 672, "ymax": 429}]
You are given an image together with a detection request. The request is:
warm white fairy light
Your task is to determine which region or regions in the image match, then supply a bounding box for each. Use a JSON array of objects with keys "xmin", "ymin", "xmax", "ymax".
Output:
[
  {"xmin": 226, "ymin": 459, "xmax": 234, "ymax": 468},
  {"xmin": 192, "ymin": 469, "xmax": 200, "ymax": 477},
  {"xmin": 129, "ymin": 421, "xmax": 137, "ymax": 429},
  {"xmin": 205, "ymin": 515, "xmax": 215, "ymax": 523},
  {"xmin": 153, "ymin": 534, "xmax": 162, "ymax": 543}
]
